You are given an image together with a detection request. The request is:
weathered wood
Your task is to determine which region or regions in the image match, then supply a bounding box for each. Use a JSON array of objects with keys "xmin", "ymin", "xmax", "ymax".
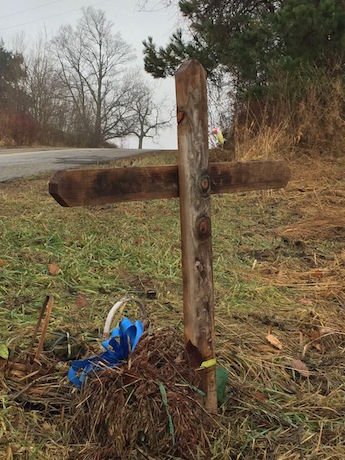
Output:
[
  {"xmin": 49, "ymin": 165, "xmax": 178, "ymax": 207},
  {"xmin": 34, "ymin": 296, "xmax": 53, "ymax": 360},
  {"xmin": 49, "ymin": 160, "xmax": 290, "ymax": 207},
  {"xmin": 175, "ymin": 59, "xmax": 217, "ymax": 413}
]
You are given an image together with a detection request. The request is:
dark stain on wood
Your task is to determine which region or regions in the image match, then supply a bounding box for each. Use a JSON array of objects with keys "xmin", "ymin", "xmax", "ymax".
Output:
[{"xmin": 49, "ymin": 160, "xmax": 290, "ymax": 207}]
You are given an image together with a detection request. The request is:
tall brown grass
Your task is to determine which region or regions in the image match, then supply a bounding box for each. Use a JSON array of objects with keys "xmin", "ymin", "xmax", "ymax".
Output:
[
  {"xmin": 0, "ymin": 111, "xmax": 40, "ymax": 147},
  {"xmin": 232, "ymin": 72, "xmax": 345, "ymax": 160}
]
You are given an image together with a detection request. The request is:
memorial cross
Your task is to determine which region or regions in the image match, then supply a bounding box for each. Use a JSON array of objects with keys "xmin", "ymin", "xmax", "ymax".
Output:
[{"xmin": 49, "ymin": 60, "xmax": 290, "ymax": 413}]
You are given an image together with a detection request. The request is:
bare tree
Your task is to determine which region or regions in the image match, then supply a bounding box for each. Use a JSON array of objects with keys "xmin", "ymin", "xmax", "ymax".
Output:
[
  {"xmin": 25, "ymin": 35, "xmax": 80, "ymax": 145},
  {"xmin": 52, "ymin": 7, "xmax": 135, "ymax": 146},
  {"xmin": 136, "ymin": 0, "xmax": 176, "ymax": 11},
  {"xmin": 26, "ymin": 39, "xmax": 58, "ymax": 135},
  {"xmin": 125, "ymin": 78, "xmax": 172, "ymax": 149}
]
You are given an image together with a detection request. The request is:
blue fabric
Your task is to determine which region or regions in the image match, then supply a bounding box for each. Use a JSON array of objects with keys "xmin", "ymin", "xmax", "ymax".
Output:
[{"xmin": 68, "ymin": 317, "xmax": 144, "ymax": 389}]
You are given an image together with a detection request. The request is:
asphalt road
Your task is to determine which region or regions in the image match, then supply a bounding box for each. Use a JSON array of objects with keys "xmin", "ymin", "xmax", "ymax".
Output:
[{"xmin": 0, "ymin": 148, "xmax": 156, "ymax": 182}]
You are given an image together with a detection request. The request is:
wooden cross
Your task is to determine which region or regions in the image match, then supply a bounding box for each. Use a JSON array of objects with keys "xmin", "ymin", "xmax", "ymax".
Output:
[{"xmin": 49, "ymin": 60, "xmax": 290, "ymax": 413}]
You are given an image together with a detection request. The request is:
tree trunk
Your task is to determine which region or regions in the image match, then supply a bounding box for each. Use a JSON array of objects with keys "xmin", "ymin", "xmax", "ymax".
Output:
[
  {"xmin": 94, "ymin": 97, "xmax": 102, "ymax": 147},
  {"xmin": 138, "ymin": 137, "xmax": 144, "ymax": 149}
]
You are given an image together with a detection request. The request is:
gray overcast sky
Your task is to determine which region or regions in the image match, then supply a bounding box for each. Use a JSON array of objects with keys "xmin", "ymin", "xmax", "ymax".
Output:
[{"xmin": 0, "ymin": 0, "xmax": 181, "ymax": 149}]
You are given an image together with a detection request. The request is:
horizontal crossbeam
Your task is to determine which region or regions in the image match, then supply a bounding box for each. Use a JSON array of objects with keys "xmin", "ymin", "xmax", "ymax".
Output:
[{"xmin": 49, "ymin": 160, "xmax": 290, "ymax": 207}]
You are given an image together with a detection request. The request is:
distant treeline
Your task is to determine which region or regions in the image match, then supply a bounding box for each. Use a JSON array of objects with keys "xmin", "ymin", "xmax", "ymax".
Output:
[{"xmin": 0, "ymin": 7, "xmax": 170, "ymax": 148}]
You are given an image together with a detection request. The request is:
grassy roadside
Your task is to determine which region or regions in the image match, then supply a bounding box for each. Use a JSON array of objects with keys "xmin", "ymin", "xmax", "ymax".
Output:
[{"xmin": 1, "ymin": 152, "xmax": 345, "ymax": 459}]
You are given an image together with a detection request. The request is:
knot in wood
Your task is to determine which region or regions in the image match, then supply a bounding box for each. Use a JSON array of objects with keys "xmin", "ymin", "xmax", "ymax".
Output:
[
  {"xmin": 196, "ymin": 216, "xmax": 211, "ymax": 240},
  {"xmin": 177, "ymin": 110, "xmax": 185, "ymax": 124},
  {"xmin": 195, "ymin": 259, "xmax": 207, "ymax": 279},
  {"xmin": 199, "ymin": 174, "xmax": 211, "ymax": 195},
  {"xmin": 195, "ymin": 259, "xmax": 203, "ymax": 272}
]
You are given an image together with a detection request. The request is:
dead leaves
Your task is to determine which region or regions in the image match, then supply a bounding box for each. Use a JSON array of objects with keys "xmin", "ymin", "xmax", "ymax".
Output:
[
  {"xmin": 299, "ymin": 298, "xmax": 313, "ymax": 306},
  {"xmin": 76, "ymin": 294, "xmax": 88, "ymax": 308},
  {"xmin": 264, "ymin": 321, "xmax": 341, "ymax": 360},
  {"xmin": 309, "ymin": 269, "xmax": 325, "ymax": 279},
  {"xmin": 319, "ymin": 326, "xmax": 335, "ymax": 336},
  {"xmin": 252, "ymin": 391, "xmax": 267, "ymax": 402},
  {"xmin": 265, "ymin": 325, "xmax": 283, "ymax": 350},
  {"xmin": 300, "ymin": 326, "xmax": 339, "ymax": 357},
  {"xmin": 0, "ymin": 259, "xmax": 4, "ymax": 268},
  {"xmin": 266, "ymin": 333, "xmax": 283, "ymax": 350},
  {"xmin": 262, "ymin": 327, "xmax": 312, "ymax": 378},
  {"xmin": 256, "ymin": 344, "xmax": 278, "ymax": 353},
  {"xmin": 309, "ymin": 330, "xmax": 322, "ymax": 352},
  {"xmin": 48, "ymin": 263, "xmax": 60, "ymax": 276},
  {"xmin": 259, "ymin": 323, "xmax": 343, "ymax": 380},
  {"xmin": 291, "ymin": 359, "xmax": 311, "ymax": 378}
]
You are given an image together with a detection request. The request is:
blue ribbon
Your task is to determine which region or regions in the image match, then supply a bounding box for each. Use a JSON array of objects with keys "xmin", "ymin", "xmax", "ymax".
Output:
[{"xmin": 68, "ymin": 317, "xmax": 144, "ymax": 389}]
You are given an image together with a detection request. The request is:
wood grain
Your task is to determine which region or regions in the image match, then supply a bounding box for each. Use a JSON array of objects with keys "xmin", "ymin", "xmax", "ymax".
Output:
[
  {"xmin": 49, "ymin": 160, "xmax": 290, "ymax": 207},
  {"xmin": 175, "ymin": 59, "xmax": 217, "ymax": 413}
]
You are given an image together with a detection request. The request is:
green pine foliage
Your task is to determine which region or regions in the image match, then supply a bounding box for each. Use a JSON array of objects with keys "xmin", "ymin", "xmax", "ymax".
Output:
[
  {"xmin": 143, "ymin": 0, "xmax": 345, "ymax": 97},
  {"xmin": 0, "ymin": 44, "xmax": 26, "ymax": 109}
]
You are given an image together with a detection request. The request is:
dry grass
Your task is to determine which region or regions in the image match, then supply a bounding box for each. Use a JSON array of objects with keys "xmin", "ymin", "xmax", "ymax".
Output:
[
  {"xmin": 69, "ymin": 328, "xmax": 214, "ymax": 460},
  {"xmin": 0, "ymin": 152, "xmax": 345, "ymax": 459},
  {"xmin": 235, "ymin": 122, "xmax": 290, "ymax": 160},
  {"xmin": 233, "ymin": 76, "xmax": 345, "ymax": 160}
]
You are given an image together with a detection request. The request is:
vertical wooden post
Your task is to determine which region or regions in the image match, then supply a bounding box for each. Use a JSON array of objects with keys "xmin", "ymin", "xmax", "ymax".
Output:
[{"xmin": 175, "ymin": 60, "xmax": 217, "ymax": 413}]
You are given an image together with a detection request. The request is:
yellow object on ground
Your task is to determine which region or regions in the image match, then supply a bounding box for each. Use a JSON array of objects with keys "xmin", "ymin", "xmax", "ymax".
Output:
[
  {"xmin": 200, "ymin": 358, "xmax": 217, "ymax": 369},
  {"xmin": 216, "ymin": 130, "xmax": 224, "ymax": 146}
]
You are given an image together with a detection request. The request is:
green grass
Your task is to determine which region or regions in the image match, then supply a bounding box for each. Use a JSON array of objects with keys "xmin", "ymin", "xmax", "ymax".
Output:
[
  {"xmin": 0, "ymin": 153, "xmax": 297, "ymax": 340},
  {"xmin": 1, "ymin": 153, "xmax": 345, "ymax": 459}
]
